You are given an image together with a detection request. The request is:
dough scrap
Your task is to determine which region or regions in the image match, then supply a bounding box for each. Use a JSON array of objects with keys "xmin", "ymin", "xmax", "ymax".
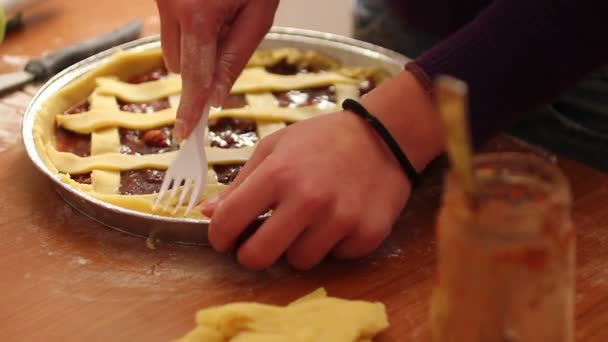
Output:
[{"xmin": 178, "ymin": 288, "xmax": 389, "ymax": 342}]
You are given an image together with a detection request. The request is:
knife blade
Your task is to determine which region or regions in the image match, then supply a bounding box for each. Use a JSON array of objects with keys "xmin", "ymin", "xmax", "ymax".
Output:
[{"xmin": 0, "ymin": 19, "xmax": 143, "ymax": 94}]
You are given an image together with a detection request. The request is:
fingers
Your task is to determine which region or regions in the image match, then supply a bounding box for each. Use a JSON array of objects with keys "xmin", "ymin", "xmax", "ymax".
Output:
[
  {"xmin": 236, "ymin": 201, "xmax": 310, "ymax": 270},
  {"xmin": 227, "ymin": 129, "xmax": 283, "ymax": 188},
  {"xmin": 212, "ymin": 0, "xmax": 279, "ymax": 103},
  {"xmin": 201, "ymin": 129, "xmax": 284, "ymax": 216},
  {"xmin": 286, "ymin": 220, "xmax": 352, "ymax": 270},
  {"xmin": 207, "ymin": 156, "xmax": 281, "ymax": 253},
  {"xmin": 155, "ymin": 0, "xmax": 181, "ymax": 72},
  {"xmin": 332, "ymin": 221, "xmax": 392, "ymax": 259},
  {"xmin": 331, "ymin": 184, "xmax": 406, "ymax": 260},
  {"xmin": 285, "ymin": 201, "xmax": 361, "ymax": 269}
]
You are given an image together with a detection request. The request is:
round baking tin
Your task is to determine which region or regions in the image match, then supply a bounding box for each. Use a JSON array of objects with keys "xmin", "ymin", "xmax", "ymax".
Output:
[{"xmin": 22, "ymin": 27, "xmax": 409, "ymax": 245}]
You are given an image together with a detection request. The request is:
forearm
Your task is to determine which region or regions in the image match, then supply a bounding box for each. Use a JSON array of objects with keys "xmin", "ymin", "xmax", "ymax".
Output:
[{"xmin": 414, "ymin": 0, "xmax": 608, "ymax": 144}]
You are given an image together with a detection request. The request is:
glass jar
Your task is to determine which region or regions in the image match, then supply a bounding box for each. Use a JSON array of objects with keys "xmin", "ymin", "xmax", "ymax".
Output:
[{"xmin": 430, "ymin": 153, "xmax": 575, "ymax": 342}]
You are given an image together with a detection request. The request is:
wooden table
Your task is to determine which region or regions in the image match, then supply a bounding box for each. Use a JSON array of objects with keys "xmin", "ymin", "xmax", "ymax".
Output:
[{"xmin": 1, "ymin": 1, "xmax": 607, "ymax": 341}]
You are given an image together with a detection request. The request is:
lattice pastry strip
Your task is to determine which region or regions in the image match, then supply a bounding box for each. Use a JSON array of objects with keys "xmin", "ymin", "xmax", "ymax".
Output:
[
  {"xmin": 56, "ymin": 105, "xmax": 339, "ymax": 133},
  {"xmin": 89, "ymin": 90, "xmax": 121, "ymax": 194},
  {"xmin": 49, "ymin": 145, "xmax": 255, "ymax": 174},
  {"xmin": 244, "ymin": 93, "xmax": 286, "ymax": 139}
]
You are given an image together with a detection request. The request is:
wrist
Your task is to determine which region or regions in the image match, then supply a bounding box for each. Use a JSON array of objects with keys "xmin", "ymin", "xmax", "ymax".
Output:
[
  {"xmin": 342, "ymin": 99, "xmax": 422, "ymax": 186},
  {"xmin": 359, "ymin": 69, "xmax": 444, "ymax": 172}
]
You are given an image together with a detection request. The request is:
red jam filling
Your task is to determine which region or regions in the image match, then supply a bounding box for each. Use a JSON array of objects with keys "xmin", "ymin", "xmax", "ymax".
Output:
[
  {"xmin": 127, "ymin": 67, "xmax": 169, "ymax": 84},
  {"xmin": 119, "ymin": 126, "xmax": 178, "ymax": 155},
  {"xmin": 117, "ymin": 98, "xmax": 170, "ymax": 113},
  {"xmin": 209, "ymin": 93, "xmax": 251, "ymax": 184},
  {"xmin": 213, "ymin": 164, "xmax": 243, "ymax": 185},
  {"xmin": 209, "ymin": 118, "xmax": 258, "ymax": 148},
  {"xmin": 70, "ymin": 172, "xmax": 92, "ymax": 185},
  {"xmin": 265, "ymin": 60, "xmax": 319, "ymax": 75},
  {"xmin": 56, "ymin": 100, "xmax": 92, "ymax": 157},
  {"xmin": 120, "ymin": 169, "xmax": 166, "ymax": 195}
]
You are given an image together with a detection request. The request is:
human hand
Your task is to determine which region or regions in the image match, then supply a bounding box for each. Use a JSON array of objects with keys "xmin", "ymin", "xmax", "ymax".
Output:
[
  {"xmin": 155, "ymin": 0, "xmax": 279, "ymax": 141},
  {"xmin": 202, "ymin": 71, "xmax": 445, "ymax": 270},
  {"xmin": 203, "ymin": 111, "xmax": 412, "ymax": 270}
]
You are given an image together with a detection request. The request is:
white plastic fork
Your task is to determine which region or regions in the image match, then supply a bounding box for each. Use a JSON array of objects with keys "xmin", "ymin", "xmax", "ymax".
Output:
[{"xmin": 153, "ymin": 105, "xmax": 210, "ymax": 216}]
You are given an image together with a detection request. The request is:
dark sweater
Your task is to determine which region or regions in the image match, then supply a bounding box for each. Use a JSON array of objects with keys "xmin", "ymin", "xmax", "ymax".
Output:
[{"xmin": 388, "ymin": 0, "xmax": 608, "ymax": 143}]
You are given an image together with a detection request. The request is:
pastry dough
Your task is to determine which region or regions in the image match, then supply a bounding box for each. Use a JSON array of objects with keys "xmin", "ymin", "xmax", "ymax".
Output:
[
  {"xmin": 178, "ymin": 288, "xmax": 389, "ymax": 342},
  {"xmin": 231, "ymin": 67, "xmax": 357, "ymax": 93},
  {"xmin": 55, "ymin": 104, "xmax": 335, "ymax": 134},
  {"xmin": 97, "ymin": 75, "xmax": 182, "ymax": 103},
  {"xmin": 33, "ymin": 48, "xmax": 386, "ymax": 217},
  {"xmin": 47, "ymin": 146, "xmax": 254, "ymax": 174},
  {"xmin": 56, "ymin": 108, "xmax": 177, "ymax": 133}
]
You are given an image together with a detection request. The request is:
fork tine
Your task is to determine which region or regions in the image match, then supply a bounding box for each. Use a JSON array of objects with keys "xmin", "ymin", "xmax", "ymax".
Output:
[
  {"xmin": 164, "ymin": 176, "xmax": 184, "ymax": 212},
  {"xmin": 153, "ymin": 169, "xmax": 174, "ymax": 210},
  {"xmin": 173, "ymin": 179, "xmax": 193, "ymax": 214},
  {"xmin": 184, "ymin": 179, "xmax": 204, "ymax": 216},
  {"xmin": 170, "ymin": 176, "xmax": 184, "ymax": 198}
]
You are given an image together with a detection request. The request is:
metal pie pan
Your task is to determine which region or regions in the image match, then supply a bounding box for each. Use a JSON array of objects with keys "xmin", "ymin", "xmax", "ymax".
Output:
[{"xmin": 22, "ymin": 27, "xmax": 409, "ymax": 245}]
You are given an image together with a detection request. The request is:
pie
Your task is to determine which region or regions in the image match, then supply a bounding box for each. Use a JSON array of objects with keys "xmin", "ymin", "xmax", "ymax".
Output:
[{"xmin": 33, "ymin": 47, "xmax": 387, "ymax": 218}]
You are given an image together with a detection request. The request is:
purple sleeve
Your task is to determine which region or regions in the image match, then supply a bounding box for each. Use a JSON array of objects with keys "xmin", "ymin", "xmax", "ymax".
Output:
[{"xmin": 414, "ymin": 0, "xmax": 608, "ymax": 144}]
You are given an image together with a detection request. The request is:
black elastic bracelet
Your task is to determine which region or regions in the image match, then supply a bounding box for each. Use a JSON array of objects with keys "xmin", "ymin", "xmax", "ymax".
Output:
[{"xmin": 342, "ymin": 98, "xmax": 421, "ymax": 187}]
